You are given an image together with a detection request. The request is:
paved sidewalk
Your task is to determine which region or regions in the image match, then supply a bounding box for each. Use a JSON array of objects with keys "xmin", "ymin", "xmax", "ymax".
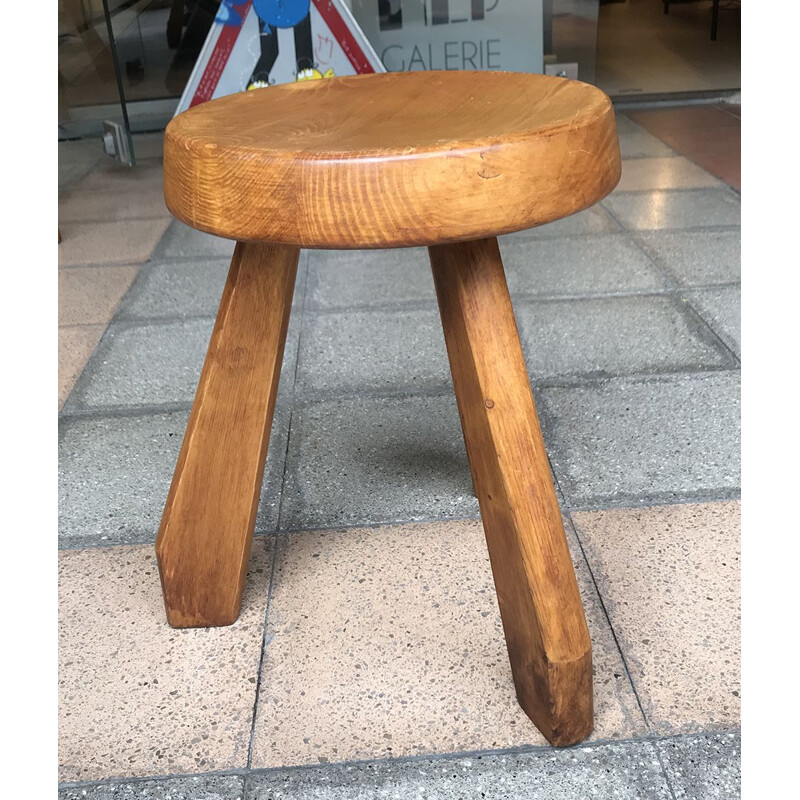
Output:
[{"xmin": 58, "ymin": 113, "xmax": 741, "ymax": 798}]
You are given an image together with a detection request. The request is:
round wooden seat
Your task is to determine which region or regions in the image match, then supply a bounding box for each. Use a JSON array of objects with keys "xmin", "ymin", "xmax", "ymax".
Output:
[{"xmin": 164, "ymin": 71, "xmax": 620, "ymax": 249}]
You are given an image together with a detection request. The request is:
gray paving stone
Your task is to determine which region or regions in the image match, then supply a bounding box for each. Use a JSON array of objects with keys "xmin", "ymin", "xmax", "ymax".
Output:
[
  {"xmin": 502, "ymin": 205, "xmax": 621, "ymax": 241},
  {"xmin": 501, "ymin": 235, "xmax": 671, "ymax": 297},
  {"xmin": 118, "ymin": 253, "xmax": 308, "ymax": 320},
  {"xmin": 603, "ymin": 190, "xmax": 740, "ymax": 231},
  {"xmin": 68, "ymin": 318, "xmax": 214, "ymax": 410},
  {"xmin": 296, "ymin": 307, "xmax": 448, "ymax": 396},
  {"xmin": 280, "ymin": 394, "xmax": 477, "ymax": 530},
  {"xmin": 67, "ymin": 315, "xmax": 299, "ymax": 411},
  {"xmin": 58, "ymin": 408, "xmax": 289, "ymax": 546},
  {"xmin": 156, "ymin": 220, "xmax": 236, "ymax": 259},
  {"xmin": 245, "ymin": 740, "xmax": 671, "ymax": 799},
  {"xmin": 657, "ymin": 732, "xmax": 741, "ymax": 799},
  {"xmin": 684, "ymin": 287, "xmax": 741, "ymax": 358},
  {"xmin": 297, "ymin": 295, "xmax": 730, "ymax": 398},
  {"xmin": 634, "ymin": 230, "xmax": 741, "ymax": 286},
  {"xmin": 117, "ymin": 258, "xmax": 229, "ymax": 319},
  {"xmin": 60, "ymin": 775, "xmax": 244, "ymax": 800},
  {"xmin": 516, "ymin": 295, "xmax": 733, "ymax": 381},
  {"xmin": 306, "ymin": 248, "xmax": 433, "ymax": 309},
  {"xmin": 615, "ymin": 116, "xmax": 677, "ymax": 159},
  {"xmin": 305, "ymin": 235, "xmax": 668, "ymax": 312},
  {"xmin": 538, "ymin": 372, "xmax": 741, "ymax": 508}
]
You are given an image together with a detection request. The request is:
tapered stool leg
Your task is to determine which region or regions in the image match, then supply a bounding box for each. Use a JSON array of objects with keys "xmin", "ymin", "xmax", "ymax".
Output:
[
  {"xmin": 156, "ymin": 242, "xmax": 299, "ymax": 628},
  {"xmin": 429, "ymin": 238, "xmax": 593, "ymax": 746}
]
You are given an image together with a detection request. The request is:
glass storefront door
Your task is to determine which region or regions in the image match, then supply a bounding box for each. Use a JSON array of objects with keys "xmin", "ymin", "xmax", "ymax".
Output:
[
  {"xmin": 58, "ymin": 0, "xmax": 222, "ymax": 161},
  {"xmin": 59, "ymin": 0, "xmax": 741, "ymax": 168}
]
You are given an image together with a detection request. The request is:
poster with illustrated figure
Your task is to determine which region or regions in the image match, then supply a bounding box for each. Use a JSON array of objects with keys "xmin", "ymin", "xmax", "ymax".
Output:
[
  {"xmin": 350, "ymin": 0, "xmax": 543, "ymax": 74},
  {"xmin": 175, "ymin": 0, "xmax": 385, "ymax": 115}
]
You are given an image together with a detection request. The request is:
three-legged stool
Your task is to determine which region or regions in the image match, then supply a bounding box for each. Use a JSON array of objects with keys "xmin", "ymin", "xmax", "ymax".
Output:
[{"xmin": 156, "ymin": 71, "xmax": 621, "ymax": 747}]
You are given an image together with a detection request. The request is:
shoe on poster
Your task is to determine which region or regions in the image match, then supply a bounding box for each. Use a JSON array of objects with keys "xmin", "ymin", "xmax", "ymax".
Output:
[{"xmin": 175, "ymin": 0, "xmax": 385, "ymax": 114}]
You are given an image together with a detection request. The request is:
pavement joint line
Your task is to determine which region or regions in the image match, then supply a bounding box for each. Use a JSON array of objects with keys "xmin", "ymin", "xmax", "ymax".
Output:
[
  {"xmin": 74, "ymin": 281, "xmax": 742, "ymax": 325},
  {"xmin": 559, "ymin": 487, "xmax": 742, "ymax": 514},
  {"xmin": 58, "ymin": 322, "xmax": 110, "ymax": 333},
  {"xmin": 562, "ymin": 510, "xmax": 681, "ymax": 800},
  {"xmin": 285, "ymin": 365, "xmax": 741, "ymax": 407},
  {"xmin": 627, "ymin": 223, "xmax": 740, "ymax": 237},
  {"xmin": 602, "ymin": 185, "xmax": 741, "ymax": 200},
  {"xmin": 678, "ymin": 292, "xmax": 742, "ymax": 366},
  {"xmin": 58, "ymin": 768, "xmax": 249, "ymax": 792},
  {"xmin": 57, "ymin": 728, "xmax": 741, "ymax": 792},
  {"xmin": 56, "ymin": 493, "xmax": 741, "ymax": 552},
  {"xmin": 623, "ymin": 236, "xmax": 741, "ymax": 294},
  {"xmin": 89, "ymin": 314, "xmax": 219, "ymax": 333},
  {"xmin": 59, "ymin": 399, "xmax": 195, "ymax": 422},
  {"xmin": 617, "ymin": 227, "xmax": 681, "ymax": 291},
  {"xmin": 106, "ymin": 221, "xmax": 741, "ymax": 271},
  {"xmin": 564, "ymin": 512, "xmax": 655, "ymax": 736},
  {"xmin": 599, "ymin": 194, "xmax": 633, "ymax": 234},
  {"xmin": 58, "ymin": 212, "xmax": 171, "ymax": 225},
  {"xmin": 57, "ymin": 529, "xmax": 278, "ymax": 552},
  {"xmin": 58, "ymin": 366, "xmax": 741, "ymax": 423},
  {"xmin": 58, "ymin": 259, "xmax": 162, "ymax": 271},
  {"xmin": 565, "ymin": 492, "xmax": 741, "ymax": 515},
  {"xmin": 73, "ymin": 279, "xmax": 743, "ymax": 324},
  {"xmin": 106, "ymin": 258, "xmax": 162, "ymax": 319},
  {"xmin": 246, "ymin": 528, "xmax": 282, "ymax": 770},
  {"xmin": 299, "ymin": 288, "xmax": 719, "ymax": 317},
  {"xmin": 265, "ymin": 254, "xmax": 307, "ymax": 537}
]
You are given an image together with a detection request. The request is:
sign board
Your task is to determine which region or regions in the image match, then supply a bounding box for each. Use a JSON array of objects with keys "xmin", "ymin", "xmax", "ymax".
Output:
[
  {"xmin": 349, "ymin": 0, "xmax": 543, "ymax": 74},
  {"xmin": 175, "ymin": 0, "xmax": 385, "ymax": 115}
]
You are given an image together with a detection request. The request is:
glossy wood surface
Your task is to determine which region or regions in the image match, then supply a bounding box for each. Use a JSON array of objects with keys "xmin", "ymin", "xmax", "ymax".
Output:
[
  {"xmin": 429, "ymin": 238, "xmax": 593, "ymax": 746},
  {"xmin": 156, "ymin": 241, "xmax": 298, "ymax": 628},
  {"xmin": 164, "ymin": 71, "xmax": 620, "ymax": 248}
]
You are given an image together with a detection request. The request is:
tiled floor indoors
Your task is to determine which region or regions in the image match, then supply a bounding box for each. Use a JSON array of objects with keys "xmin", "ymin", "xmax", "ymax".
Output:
[{"xmin": 58, "ymin": 106, "xmax": 741, "ymax": 798}]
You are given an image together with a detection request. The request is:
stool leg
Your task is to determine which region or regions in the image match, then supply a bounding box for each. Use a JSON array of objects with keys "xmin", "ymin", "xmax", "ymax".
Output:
[
  {"xmin": 429, "ymin": 238, "xmax": 593, "ymax": 746},
  {"xmin": 156, "ymin": 242, "xmax": 299, "ymax": 628}
]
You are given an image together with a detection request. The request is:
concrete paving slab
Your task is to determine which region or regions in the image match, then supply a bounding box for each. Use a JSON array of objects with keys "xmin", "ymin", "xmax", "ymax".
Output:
[
  {"xmin": 684, "ymin": 287, "xmax": 741, "ymax": 358},
  {"xmin": 66, "ymin": 315, "xmax": 299, "ymax": 412},
  {"xmin": 515, "ymin": 295, "xmax": 733, "ymax": 381},
  {"xmin": 538, "ymin": 372, "xmax": 741, "ymax": 508},
  {"xmin": 634, "ymin": 230, "xmax": 740, "ymax": 287},
  {"xmin": 306, "ymin": 248, "xmax": 433, "ymax": 310},
  {"xmin": 572, "ymin": 502, "xmax": 740, "ymax": 733},
  {"xmin": 58, "ymin": 543, "xmax": 271, "ymax": 781},
  {"xmin": 246, "ymin": 740, "xmax": 670, "ymax": 798},
  {"xmin": 502, "ymin": 206, "xmax": 621, "ymax": 241},
  {"xmin": 279, "ymin": 394, "xmax": 475, "ymax": 530},
  {"xmin": 296, "ymin": 307, "xmax": 448, "ymax": 397},
  {"xmin": 615, "ymin": 157, "xmax": 722, "ymax": 192},
  {"xmin": 251, "ymin": 519, "xmax": 645, "ymax": 768},
  {"xmin": 156, "ymin": 221, "xmax": 236, "ymax": 260},
  {"xmin": 603, "ymin": 190, "xmax": 740, "ymax": 231},
  {"xmin": 58, "ymin": 408, "xmax": 289, "ymax": 546},
  {"xmin": 501, "ymin": 234, "xmax": 670, "ymax": 297},
  {"xmin": 656, "ymin": 732, "xmax": 741, "ymax": 799},
  {"xmin": 59, "ymin": 775, "xmax": 244, "ymax": 800}
]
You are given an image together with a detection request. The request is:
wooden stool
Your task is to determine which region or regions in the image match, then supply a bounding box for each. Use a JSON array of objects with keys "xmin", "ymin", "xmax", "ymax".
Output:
[{"xmin": 157, "ymin": 71, "xmax": 620, "ymax": 747}]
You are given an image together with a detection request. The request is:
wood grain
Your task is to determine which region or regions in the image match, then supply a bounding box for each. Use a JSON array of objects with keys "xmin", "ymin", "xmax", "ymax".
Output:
[
  {"xmin": 163, "ymin": 71, "xmax": 620, "ymax": 248},
  {"xmin": 156, "ymin": 241, "xmax": 298, "ymax": 628},
  {"xmin": 429, "ymin": 237, "xmax": 593, "ymax": 746}
]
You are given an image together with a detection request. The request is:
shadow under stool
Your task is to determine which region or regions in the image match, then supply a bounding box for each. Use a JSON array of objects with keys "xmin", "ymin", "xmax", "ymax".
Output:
[{"xmin": 155, "ymin": 70, "xmax": 621, "ymax": 747}]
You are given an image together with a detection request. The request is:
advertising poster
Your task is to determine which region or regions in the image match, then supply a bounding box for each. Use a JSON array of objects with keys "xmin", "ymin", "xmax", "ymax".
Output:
[
  {"xmin": 349, "ymin": 0, "xmax": 544, "ymax": 74},
  {"xmin": 176, "ymin": 0, "xmax": 386, "ymax": 115}
]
